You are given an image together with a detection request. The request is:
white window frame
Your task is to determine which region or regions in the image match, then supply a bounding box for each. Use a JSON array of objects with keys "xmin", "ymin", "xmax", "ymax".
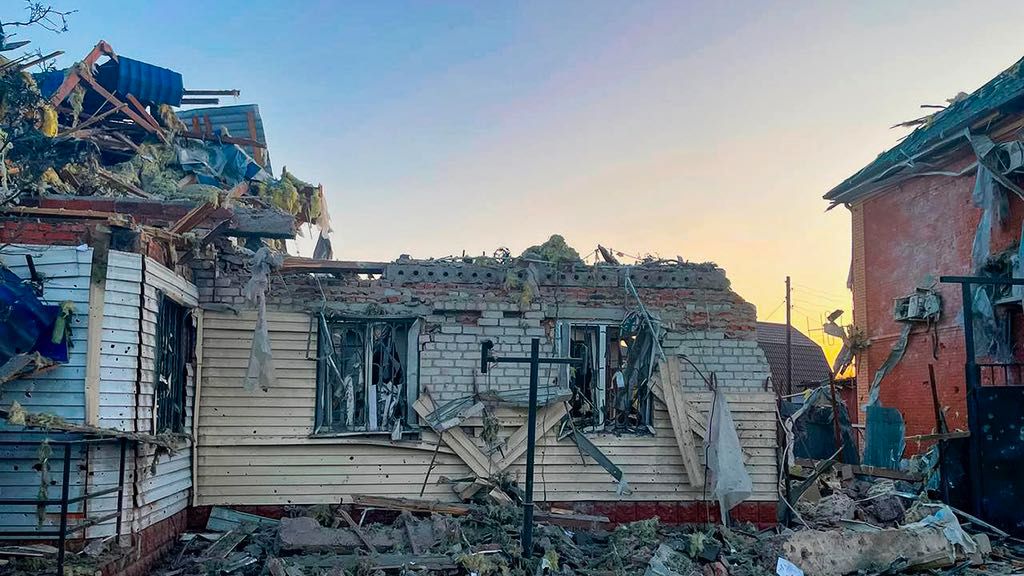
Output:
[{"xmin": 314, "ymin": 316, "xmax": 421, "ymax": 436}]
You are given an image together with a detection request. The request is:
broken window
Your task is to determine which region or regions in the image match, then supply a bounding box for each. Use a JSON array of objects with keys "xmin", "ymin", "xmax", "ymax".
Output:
[
  {"xmin": 154, "ymin": 295, "xmax": 195, "ymax": 434},
  {"xmin": 560, "ymin": 322, "xmax": 652, "ymax": 433},
  {"xmin": 315, "ymin": 317, "xmax": 420, "ymax": 435}
]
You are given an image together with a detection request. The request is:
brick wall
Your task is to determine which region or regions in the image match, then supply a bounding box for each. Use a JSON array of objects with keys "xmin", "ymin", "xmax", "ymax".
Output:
[
  {"xmin": 853, "ymin": 152, "xmax": 1024, "ymax": 444},
  {"xmin": 193, "ymin": 249, "xmax": 771, "ymax": 399},
  {"xmin": 0, "ymin": 217, "xmax": 92, "ymax": 245},
  {"xmin": 98, "ymin": 508, "xmax": 187, "ymax": 576}
]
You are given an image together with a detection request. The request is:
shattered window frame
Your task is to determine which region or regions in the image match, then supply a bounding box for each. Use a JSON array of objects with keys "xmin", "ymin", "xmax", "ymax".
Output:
[
  {"xmin": 153, "ymin": 293, "xmax": 195, "ymax": 434},
  {"xmin": 559, "ymin": 321, "xmax": 653, "ymax": 433},
  {"xmin": 314, "ymin": 316, "xmax": 420, "ymax": 436}
]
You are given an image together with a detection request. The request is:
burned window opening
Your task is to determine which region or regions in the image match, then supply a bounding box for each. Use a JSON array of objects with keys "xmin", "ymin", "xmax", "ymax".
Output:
[
  {"xmin": 154, "ymin": 295, "xmax": 194, "ymax": 434},
  {"xmin": 564, "ymin": 321, "xmax": 653, "ymax": 433},
  {"xmin": 315, "ymin": 318, "xmax": 419, "ymax": 435}
]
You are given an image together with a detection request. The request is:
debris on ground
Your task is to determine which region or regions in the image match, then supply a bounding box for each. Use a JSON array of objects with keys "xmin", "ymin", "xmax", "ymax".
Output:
[{"xmin": 140, "ymin": 493, "xmax": 1024, "ymax": 576}]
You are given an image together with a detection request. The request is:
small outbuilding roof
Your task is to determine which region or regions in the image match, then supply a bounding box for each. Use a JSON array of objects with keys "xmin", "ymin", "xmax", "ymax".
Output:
[{"xmin": 756, "ymin": 321, "xmax": 831, "ymax": 391}]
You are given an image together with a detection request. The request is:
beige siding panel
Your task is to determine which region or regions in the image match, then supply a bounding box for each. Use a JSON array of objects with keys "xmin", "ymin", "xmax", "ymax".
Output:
[{"xmin": 197, "ymin": 311, "xmax": 778, "ymax": 505}]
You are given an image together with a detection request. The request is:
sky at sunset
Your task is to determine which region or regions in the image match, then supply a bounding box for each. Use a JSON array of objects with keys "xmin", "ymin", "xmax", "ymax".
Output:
[{"xmin": 16, "ymin": 0, "xmax": 1024, "ymax": 363}]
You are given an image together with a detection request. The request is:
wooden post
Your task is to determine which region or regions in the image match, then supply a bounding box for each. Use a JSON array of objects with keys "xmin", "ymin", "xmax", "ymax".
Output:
[{"xmin": 84, "ymin": 225, "xmax": 111, "ymax": 425}]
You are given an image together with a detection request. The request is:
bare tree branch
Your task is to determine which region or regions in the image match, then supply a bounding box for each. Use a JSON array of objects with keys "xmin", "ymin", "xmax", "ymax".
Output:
[{"xmin": 1, "ymin": 2, "xmax": 76, "ymax": 36}]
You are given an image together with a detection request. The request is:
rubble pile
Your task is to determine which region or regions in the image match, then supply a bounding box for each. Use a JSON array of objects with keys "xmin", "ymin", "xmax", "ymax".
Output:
[
  {"xmin": 141, "ymin": 502, "xmax": 780, "ymax": 576},
  {"xmin": 126, "ymin": 495, "xmax": 1024, "ymax": 576},
  {"xmin": 0, "ymin": 41, "xmax": 325, "ymax": 231}
]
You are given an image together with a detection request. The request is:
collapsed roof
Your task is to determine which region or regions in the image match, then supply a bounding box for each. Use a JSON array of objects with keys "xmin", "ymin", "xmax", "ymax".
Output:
[{"xmin": 0, "ymin": 40, "xmax": 330, "ymax": 251}]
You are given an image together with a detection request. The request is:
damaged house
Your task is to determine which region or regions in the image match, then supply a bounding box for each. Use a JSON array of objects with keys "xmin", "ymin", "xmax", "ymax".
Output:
[
  {"xmin": 0, "ymin": 40, "xmax": 327, "ymax": 574},
  {"xmin": 189, "ymin": 247, "xmax": 778, "ymax": 523},
  {"xmin": 825, "ymin": 54, "xmax": 1024, "ymax": 533},
  {"xmin": 0, "ymin": 37, "xmax": 780, "ymax": 575}
]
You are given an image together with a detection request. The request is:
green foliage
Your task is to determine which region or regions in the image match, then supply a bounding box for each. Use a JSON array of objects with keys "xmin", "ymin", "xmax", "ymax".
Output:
[{"xmin": 520, "ymin": 234, "xmax": 582, "ymax": 264}]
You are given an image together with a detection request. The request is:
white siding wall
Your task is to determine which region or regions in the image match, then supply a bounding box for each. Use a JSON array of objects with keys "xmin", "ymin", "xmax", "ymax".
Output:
[
  {"xmin": 87, "ymin": 253, "xmax": 198, "ymax": 537},
  {"xmin": 0, "ymin": 245, "xmax": 92, "ymax": 532},
  {"xmin": 0, "ymin": 246, "xmax": 198, "ymax": 538},
  {"xmin": 134, "ymin": 257, "xmax": 197, "ymax": 531}
]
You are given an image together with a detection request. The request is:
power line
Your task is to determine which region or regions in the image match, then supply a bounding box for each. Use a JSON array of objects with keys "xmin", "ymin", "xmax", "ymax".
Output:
[
  {"xmin": 792, "ymin": 291, "xmax": 849, "ymax": 307},
  {"xmin": 762, "ymin": 298, "xmax": 787, "ymax": 321},
  {"xmin": 794, "ymin": 283, "xmax": 851, "ymax": 302}
]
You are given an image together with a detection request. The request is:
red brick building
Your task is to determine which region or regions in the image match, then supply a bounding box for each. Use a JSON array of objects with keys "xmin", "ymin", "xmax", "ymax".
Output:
[{"xmin": 825, "ymin": 57, "xmax": 1024, "ymax": 445}]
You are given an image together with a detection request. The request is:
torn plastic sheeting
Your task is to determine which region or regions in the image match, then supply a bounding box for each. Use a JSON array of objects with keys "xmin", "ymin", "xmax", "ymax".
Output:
[
  {"xmin": 970, "ymin": 164, "xmax": 1006, "ymax": 273},
  {"xmin": 244, "ymin": 247, "xmax": 284, "ymax": 392},
  {"xmin": 0, "ymin": 266, "xmax": 69, "ymax": 366},
  {"xmin": 705, "ymin": 390, "xmax": 752, "ymax": 519},
  {"xmin": 865, "ymin": 323, "xmax": 912, "ymax": 408},
  {"xmin": 1013, "ymin": 224, "xmax": 1024, "ymax": 302},
  {"xmin": 971, "ymin": 286, "xmax": 1001, "ymax": 358},
  {"xmin": 177, "ymin": 139, "xmax": 271, "ymax": 188},
  {"xmin": 780, "ymin": 386, "xmax": 860, "ymax": 465},
  {"xmin": 904, "ymin": 504, "xmax": 977, "ymax": 556}
]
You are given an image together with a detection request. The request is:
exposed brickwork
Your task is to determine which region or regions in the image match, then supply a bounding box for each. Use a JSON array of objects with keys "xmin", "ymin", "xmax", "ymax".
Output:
[
  {"xmin": 852, "ymin": 151, "xmax": 1024, "ymax": 447},
  {"xmin": 98, "ymin": 508, "xmax": 187, "ymax": 576},
  {"xmin": 0, "ymin": 217, "xmax": 92, "ymax": 245},
  {"xmin": 193, "ymin": 247, "xmax": 771, "ymax": 401}
]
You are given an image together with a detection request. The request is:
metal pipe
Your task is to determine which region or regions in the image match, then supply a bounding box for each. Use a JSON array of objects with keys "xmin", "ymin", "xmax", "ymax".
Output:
[
  {"xmin": 958, "ymin": 282, "xmax": 984, "ymax": 518},
  {"xmin": 522, "ymin": 338, "xmax": 540, "ymax": 556},
  {"xmin": 57, "ymin": 444, "xmax": 72, "ymax": 576},
  {"xmin": 116, "ymin": 437, "xmax": 127, "ymax": 538},
  {"xmin": 786, "ymin": 276, "xmax": 793, "ymax": 396}
]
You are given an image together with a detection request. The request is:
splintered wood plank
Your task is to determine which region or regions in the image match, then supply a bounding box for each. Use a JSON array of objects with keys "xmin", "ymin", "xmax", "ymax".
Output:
[
  {"xmin": 654, "ymin": 358, "xmax": 704, "ymax": 487},
  {"xmin": 494, "ymin": 402, "xmax": 567, "ymax": 472},
  {"xmin": 413, "ymin": 393, "xmax": 491, "ymax": 478}
]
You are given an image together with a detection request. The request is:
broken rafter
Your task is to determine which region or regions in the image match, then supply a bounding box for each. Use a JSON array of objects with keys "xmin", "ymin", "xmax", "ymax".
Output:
[
  {"xmin": 124, "ymin": 93, "xmax": 169, "ymax": 143},
  {"xmin": 169, "ymin": 201, "xmax": 219, "ymax": 234},
  {"xmin": 0, "ymin": 206, "xmax": 124, "ymax": 220},
  {"xmin": 74, "ymin": 71, "xmax": 166, "ymax": 141},
  {"xmin": 95, "ymin": 166, "xmax": 153, "ymax": 198},
  {"xmin": 15, "ymin": 50, "xmax": 63, "ymax": 72},
  {"xmin": 48, "ymin": 40, "xmax": 117, "ymax": 106}
]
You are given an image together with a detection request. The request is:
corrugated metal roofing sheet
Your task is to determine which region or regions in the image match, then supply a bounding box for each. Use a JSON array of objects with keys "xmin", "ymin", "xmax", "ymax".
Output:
[
  {"xmin": 96, "ymin": 56, "xmax": 183, "ymax": 106},
  {"xmin": 177, "ymin": 104, "xmax": 272, "ymax": 173}
]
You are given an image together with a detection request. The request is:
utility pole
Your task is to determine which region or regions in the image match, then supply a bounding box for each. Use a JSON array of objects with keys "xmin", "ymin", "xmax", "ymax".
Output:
[
  {"xmin": 480, "ymin": 338, "xmax": 581, "ymax": 557},
  {"xmin": 786, "ymin": 276, "xmax": 793, "ymax": 396}
]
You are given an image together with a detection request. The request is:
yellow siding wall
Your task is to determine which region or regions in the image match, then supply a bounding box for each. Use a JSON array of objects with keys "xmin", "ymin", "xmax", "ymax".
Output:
[{"xmin": 196, "ymin": 311, "xmax": 777, "ymax": 505}]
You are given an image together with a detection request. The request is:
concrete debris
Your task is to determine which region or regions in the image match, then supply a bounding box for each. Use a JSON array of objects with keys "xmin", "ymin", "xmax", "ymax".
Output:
[{"xmin": 807, "ymin": 493, "xmax": 856, "ymax": 524}]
